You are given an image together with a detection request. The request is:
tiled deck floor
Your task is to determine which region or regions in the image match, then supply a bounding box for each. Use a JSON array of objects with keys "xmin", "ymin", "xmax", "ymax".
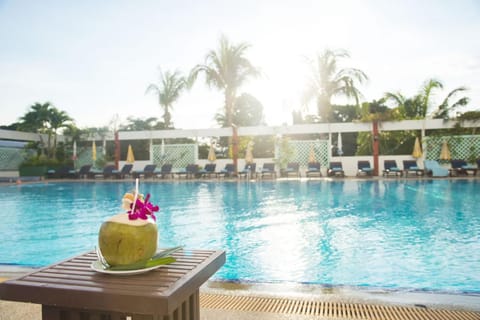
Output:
[
  {"xmin": 201, "ymin": 293, "xmax": 480, "ymax": 320},
  {"xmin": 1, "ymin": 293, "xmax": 479, "ymax": 320}
]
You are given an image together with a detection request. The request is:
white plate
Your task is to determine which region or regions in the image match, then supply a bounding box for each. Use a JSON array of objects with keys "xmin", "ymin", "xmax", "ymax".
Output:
[{"xmin": 90, "ymin": 260, "xmax": 164, "ymax": 275}]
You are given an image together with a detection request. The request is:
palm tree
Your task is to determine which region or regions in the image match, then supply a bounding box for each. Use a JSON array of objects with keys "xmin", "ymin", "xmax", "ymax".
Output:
[
  {"xmin": 146, "ymin": 69, "xmax": 187, "ymax": 129},
  {"xmin": 19, "ymin": 102, "xmax": 72, "ymax": 158},
  {"xmin": 189, "ymin": 35, "xmax": 259, "ymax": 127},
  {"xmin": 63, "ymin": 124, "xmax": 86, "ymax": 143},
  {"xmin": 214, "ymin": 93, "xmax": 265, "ymax": 127},
  {"xmin": 19, "ymin": 102, "xmax": 52, "ymax": 132},
  {"xmin": 384, "ymin": 78, "xmax": 469, "ymax": 119},
  {"xmin": 48, "ymin": 108, "xmax": 72, "ymax": 158},
  {"xmin": 303, "ymin": 49, "xmax": 368, "ymax": 122},
  {"xmin": 120, "ymin": 117, "xmax": 165, "ymax": 131}
]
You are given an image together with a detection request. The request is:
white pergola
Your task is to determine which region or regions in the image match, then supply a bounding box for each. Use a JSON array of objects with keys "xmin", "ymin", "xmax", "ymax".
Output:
[
  {"xmin": 116, "ymin": 119, "xmax": 477, "ymax": 141},
  {"xmin": 1, "ymin": 119, "xmax": 477, "ymax": 142}
]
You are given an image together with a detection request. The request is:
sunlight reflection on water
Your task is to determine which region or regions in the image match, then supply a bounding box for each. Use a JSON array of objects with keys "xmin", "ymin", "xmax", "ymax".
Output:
[{"xmin": 0, "ymin": 180, "xmax": 478, "ymax": 293}]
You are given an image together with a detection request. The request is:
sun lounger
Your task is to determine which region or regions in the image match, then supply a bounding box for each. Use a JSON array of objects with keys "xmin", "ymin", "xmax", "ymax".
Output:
[
  {"xmin": 260, "ymin": 162, "xmax": 276, "ymax": 179},
  {"xmin": 175, "ymin": 166, "xmax": 188, "ymax": 178},
  {"xmin": 156, "ymin": 164, "xmax": 173, "ymax": 179},
  {"xmin": 47, "ymin": 165, "xmax": 74, "ymax": 179},
  {"xmin": 112, "ymin": 164, "xmax": 133, "ymax": 179},
  {"xmin": 199, "ymin": 163, "xmax": 217, "ymax": 178},
  {"xmin": 176, "ymin": 164, "xmax": 199, "ymax": 179},
  {"xmin": 328, "ymin": 162, "xmax": 345, "ymax": 177},
  {"xmin": 238, "ymin": 163, "xmax": 256, "ymax": 178},
  {"xmin": 186, "ymin": 164, "xmax": 199, "ymax": 179},
  {"xmin": 87, "ymin": 168, "xmax": 103, "ymax": 178},
  {"xmin": 382, "ymin": 160, "xmax": 403, "ymax": 177},
  {"xmin": 69, "ymin": 165, "xmax": 92, "ymax": 179},
  {"xmin": 306, "ymin": 162, "xmax": 321, "ymax": 177},
  {"xmin": 132, "ymin": 164, "xmax": 157, "ymax": 179},
  {"xmin": 357, "ymin": 160, "xmax": 373, "ymax": 176},
  {"xmin": 423, "ymin": 160, "xmax": 449, "ymax": 177},
  {"xmin": 285, "ymin": 162, "xmax": 300, "ymax": 177},
  {"xmin": 450, "ymin": 159, "xmax": 477, "ymax": 176},
  {"xmin": 217, "ymin": 163, "xmax": 234, "ymax": 178},
  {"xmin": 403, "ymin": 160, "xmax": 424, "ymax": 177},
  {"xmin": 97, "ymin": 165, "xmax": 116, "ymax": 179}
]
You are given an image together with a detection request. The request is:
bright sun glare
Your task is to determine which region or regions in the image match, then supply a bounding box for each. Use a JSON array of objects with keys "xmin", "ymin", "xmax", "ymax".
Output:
[{"xmin": 241, "ymin": 3, "xmax": 358, "ymax": 126}]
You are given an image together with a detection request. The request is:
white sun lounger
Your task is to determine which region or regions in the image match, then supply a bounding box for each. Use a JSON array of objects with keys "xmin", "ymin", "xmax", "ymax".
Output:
[{"xmin": 424, "ymin": 160, "xmax": 449, "ymax": 177}]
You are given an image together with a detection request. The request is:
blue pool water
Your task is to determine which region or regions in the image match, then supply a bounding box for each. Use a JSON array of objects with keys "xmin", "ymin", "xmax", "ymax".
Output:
[{"xmin": 0, "ymin": 180, "xmax": 479, "ymax": 294}]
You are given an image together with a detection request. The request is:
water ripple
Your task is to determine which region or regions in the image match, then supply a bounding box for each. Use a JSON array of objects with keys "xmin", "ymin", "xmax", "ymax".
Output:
[{"xmin": 0, "ymin": 180, "xmax": 479, "ymax": 293}]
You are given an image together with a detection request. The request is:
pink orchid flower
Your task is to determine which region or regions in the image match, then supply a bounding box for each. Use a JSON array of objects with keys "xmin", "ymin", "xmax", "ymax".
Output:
[{"xmin": 128, "ymin": 193, "xmax": 159, "ymax": 221}]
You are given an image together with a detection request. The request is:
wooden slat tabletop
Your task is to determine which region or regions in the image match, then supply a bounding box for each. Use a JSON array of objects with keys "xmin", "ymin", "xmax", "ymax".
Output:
[{"xmin": 0, "ymin": 249, "xmax": 225, "ymax": 315}]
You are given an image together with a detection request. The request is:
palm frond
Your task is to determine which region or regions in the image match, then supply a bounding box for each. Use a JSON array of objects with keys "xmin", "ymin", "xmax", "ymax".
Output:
[
  {"xmin": 432, "ymin": 86, "xmax": 470, "ymax": 119},
  {"xmin": 304, "ymin": 49, "xmax": 367, "ymax": 121},
  {"xmin": 420, "ymin": 78, "xmax": 443, "ymax": 112},
  {"xmin": 384, "ymin": 91, "xmax": 406, "ymax": 106},
  {"xmin": 335, "ymin": 68, "xmax": 368, "ymax": 83},
  {"xmin": 145, "ymin": 84, "xmax": 160, "ymax": 95},
  {"xmin": 189, "ymin": 34, "xmax": 259, "ymax": 126}
]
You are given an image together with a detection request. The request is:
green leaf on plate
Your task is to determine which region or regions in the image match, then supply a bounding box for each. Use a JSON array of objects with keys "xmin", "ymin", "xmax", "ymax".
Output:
[{"xmin": 108, "ymin": 256, "xmax": 176, "ymax": 271}]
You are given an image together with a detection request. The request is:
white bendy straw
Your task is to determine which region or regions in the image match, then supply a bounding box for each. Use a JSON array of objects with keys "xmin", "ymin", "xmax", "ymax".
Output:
[{"xmin": 131, "ymin": 178, "xmax": 139, "ymax": 214}]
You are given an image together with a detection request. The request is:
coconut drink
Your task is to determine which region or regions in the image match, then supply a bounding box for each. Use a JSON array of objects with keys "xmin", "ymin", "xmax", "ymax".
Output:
[{"xmin": 98, "ymin": 184, "xmax": 160, "ymax": 267}]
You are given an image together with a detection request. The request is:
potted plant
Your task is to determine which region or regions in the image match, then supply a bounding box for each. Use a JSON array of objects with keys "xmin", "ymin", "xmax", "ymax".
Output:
[{"xmin": 274, "ymin": 137, "xmax": 294, "ymax": 177}]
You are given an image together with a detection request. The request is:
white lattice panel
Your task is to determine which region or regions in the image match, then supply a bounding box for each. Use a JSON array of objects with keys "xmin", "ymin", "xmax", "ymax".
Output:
[
  {"xmin": 75, "ymin": 147, "xmax": 105, "ymax": 168},
  {"xmin": 0, "ymin": 147, "xmax": 26, "ymax": 170},
  {"xmin": 290, "ymin": 140, "xmax": 329, "ymax": 167},
  {"xmin": 424, "ymin": 135, "xmax": 480, "ymax": 161},
  {"xmin": 152, "ymin": 144, "xmax": 196, "ymax": 169}
]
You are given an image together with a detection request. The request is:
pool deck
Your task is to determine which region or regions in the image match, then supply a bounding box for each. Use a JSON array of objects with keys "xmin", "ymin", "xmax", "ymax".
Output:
[
  {"xmin": 1, "ymin": 267, "xmax": 480, "ymax": 319},
  {"xmin": 0, "ymin": 174, "xmax": 479, "ymax": 189},
  {"xmin": 1, "ymin": 169, "xmax": 479, "ymax": 184}
]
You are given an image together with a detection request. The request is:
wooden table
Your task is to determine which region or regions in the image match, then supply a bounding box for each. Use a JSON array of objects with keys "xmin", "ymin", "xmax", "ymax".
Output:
[{"xmin": 0, "ymin": 249, "xmax": 225, "ymax": 320}]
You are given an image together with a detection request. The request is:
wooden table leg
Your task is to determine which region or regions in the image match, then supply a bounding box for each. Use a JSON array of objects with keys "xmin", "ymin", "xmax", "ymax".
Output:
[
  {"xmin": 164, "ymin": 289, "xmax": 200, "ymax": 320},
  {"xmin": 42, "ymin": 289, "xmax": 201, "ymax": 320}
]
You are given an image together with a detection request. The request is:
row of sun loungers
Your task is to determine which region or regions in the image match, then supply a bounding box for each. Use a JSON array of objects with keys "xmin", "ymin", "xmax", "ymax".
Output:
[
  {"xmin": 318, "ymin": 159, "xmax": 478, "ymax": 178},
  {"xmin": 47, "ymin": 163, "xmax": 292, "ymax": 179},
  {"xmin": 47, "ymin": 164, "xmax": 135, "ymax": 179},
  {"xmin": 384, "ymin": 159, "xmax": 479, "ymax": 177},
  {"xmin": 47, "ymin": 158, "xmax": 479, "ymax": 180}
]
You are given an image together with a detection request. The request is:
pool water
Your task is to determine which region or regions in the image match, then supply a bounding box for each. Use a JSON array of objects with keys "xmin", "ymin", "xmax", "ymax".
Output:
[{"xmin": 0, "ymin": 180, "xmax": 479, "ymax": 293}]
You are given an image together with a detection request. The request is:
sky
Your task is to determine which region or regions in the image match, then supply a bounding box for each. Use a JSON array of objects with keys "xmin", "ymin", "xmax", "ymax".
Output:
[{"xmin": 1, "ymin": 0, "xmax": 479, "ymax": 130}]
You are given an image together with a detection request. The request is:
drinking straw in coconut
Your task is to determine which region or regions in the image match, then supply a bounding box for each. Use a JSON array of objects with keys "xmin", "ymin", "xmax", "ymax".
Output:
[{"xmin": 131, "ymin": 178, "xmax": 139, "ymax": 214}]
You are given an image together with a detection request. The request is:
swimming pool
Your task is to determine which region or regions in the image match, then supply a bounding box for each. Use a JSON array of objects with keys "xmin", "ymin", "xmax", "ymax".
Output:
[{"xmin": 0, "ymin": 180, "xmax": 478, "ymax": 294}]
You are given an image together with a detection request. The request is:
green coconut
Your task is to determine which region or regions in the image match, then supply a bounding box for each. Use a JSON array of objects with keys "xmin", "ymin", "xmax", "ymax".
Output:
[{"xmin": 98, "ymin": 213, "xmax": 158, "ymax": 266}]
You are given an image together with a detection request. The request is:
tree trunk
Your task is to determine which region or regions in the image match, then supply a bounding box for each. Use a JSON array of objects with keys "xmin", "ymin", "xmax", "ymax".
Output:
[
  {"xmin": 47, "ymin": 131, "xmax": 53, "ymax": 158},
  {"xmin": 317, "ymin": 95, "xmax": 331, "ymax": 122},
  {"xmin": 52, "ymin": 132, "xmax": 58, "ymax": 159},
  {"xmin": 372, "ymin": 120, "xmax": 379, "ymax": 176},
  {"xmin": 114, "ymin": 131, "xmax": 120, "ymax": 169},
  {"xmin": 225, "ymin": 89, "xmax": 234, "ymax": 127},
  {"xmin": 225, "ymin": 88, "xmax": 236, "ymax": 174},
  {"xmin": 164, "ymin": 108, "xmax": 171, "ymax": 129}
]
